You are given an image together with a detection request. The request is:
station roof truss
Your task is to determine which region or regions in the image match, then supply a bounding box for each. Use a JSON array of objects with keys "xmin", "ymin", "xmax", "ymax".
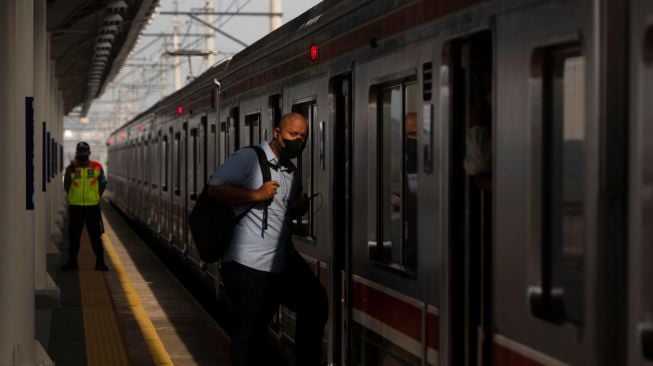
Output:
[{"xmin": 47, "ymin": 0, "xmax": 160, "ymax": 117}]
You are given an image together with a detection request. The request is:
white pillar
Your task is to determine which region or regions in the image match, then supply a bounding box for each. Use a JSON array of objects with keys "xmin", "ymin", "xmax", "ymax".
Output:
[
  {"xmin": 54, "ymin": 94, "xmax": 65, "ymax": 224},
  {"xmin": 0, "ymin": 0, "xmax": 36, "ymax": 364},
  {"xmin": 205, "ymin": 0, "xmax": 215, "ymax": 67},
  {"xmin": 269, "ymin": 0, "xmax": 282, "ymax": 32},
  {"xmin": 33, "ymin": 0, "xmax": 48, "ymax": 290}
]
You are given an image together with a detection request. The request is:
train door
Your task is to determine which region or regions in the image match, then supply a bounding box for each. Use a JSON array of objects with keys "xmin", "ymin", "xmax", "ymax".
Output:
[
  {"xmin": 291, "ymin": 99, "xmax": 318, "ymax": 250},
  {"xmin": 331, "ymin": 74, "xmax": 352, "ymax": 366},
  {"xmin": 161, "ymin": 131, "xmax": 171, "ymax": 240},
  {"xmin": 205, "ymin": 114, "xmax": 216, "ymax": 182},
  {"xmin": 152, "ymin": 134, "xmax": 160, "ymax": 232},
  {"xmin": 630, "ymin": 1, "xmax": 653, "ymax": 364},
  {"xmin": 182, "ymin": 120, "xmax": 189, "ymax": 253},
  {"xmin": 144, "ymin": 135, "xmax": 151, "ymax": 224},
  {"xmin": 188, "ymin": 121, "xmax": 201, "ymax": 263},
  {"xmin": 171, "ymin": 126, "xmax": 184, "ymax": 252},
  {"xmin": 282, "ymin": 82, "xmax": 330, "ymax": 363},
  {"xmin": 494, "ymin": 1, "xmax": 598, "ymax": 364},
  {"xmin": 446, "ymin": 31, "xmax": 493, "ymax": 366}
]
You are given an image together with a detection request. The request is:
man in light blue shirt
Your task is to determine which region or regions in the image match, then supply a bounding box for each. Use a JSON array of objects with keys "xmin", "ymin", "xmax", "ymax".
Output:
[{"xmin": 208, "ymin": 113, "xmax": 328, "ymax": 366}]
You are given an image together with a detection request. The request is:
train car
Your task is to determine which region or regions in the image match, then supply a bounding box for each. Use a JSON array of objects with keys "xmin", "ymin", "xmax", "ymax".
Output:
[{"xmin": 107, "ymin": 0, "xmax": 648, "ymax": 365}]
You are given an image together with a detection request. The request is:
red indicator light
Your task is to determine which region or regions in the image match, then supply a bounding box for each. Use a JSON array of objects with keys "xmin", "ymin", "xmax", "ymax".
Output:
[
  {"xmin": 177, "ymin": 105, "xmax": 184, "ymax": 115},
  {"xmin": 310, "ymin": 44, "xmax": 319, "ymax": 61}
]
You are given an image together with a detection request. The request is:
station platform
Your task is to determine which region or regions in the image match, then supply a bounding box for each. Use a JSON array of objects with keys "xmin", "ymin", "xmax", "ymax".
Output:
[{"xmin": 45, "ymin": 201, "xmax": 232, "ymax": 366}]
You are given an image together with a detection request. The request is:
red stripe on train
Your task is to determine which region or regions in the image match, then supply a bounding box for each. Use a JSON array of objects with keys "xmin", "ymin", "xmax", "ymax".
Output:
[
  {"xmin": 426, "ymin": 311, "xmax": 439, "ymax": 350},
  {"xmin": 494, "ymin": 341, "xmax": 547, "ymax": 366},
  {"xmin": 352, "ymin": 280, "xmax": 423, "ymax": 343}
]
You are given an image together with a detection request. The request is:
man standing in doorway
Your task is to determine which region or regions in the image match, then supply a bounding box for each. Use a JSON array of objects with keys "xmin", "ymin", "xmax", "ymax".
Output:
[
  {"xmin": 61, "ymin": 141, "xmax": 108, "ymax": 271},
  {"xmin": 208, "ymin": 112, "xmax": 328, "ymax": 366}
]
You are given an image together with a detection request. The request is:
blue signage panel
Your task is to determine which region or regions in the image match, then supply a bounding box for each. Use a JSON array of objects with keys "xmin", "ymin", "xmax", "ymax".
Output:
[{"xmin": 25, "ymin": 97, "xmax": 34, "ymax": 210}]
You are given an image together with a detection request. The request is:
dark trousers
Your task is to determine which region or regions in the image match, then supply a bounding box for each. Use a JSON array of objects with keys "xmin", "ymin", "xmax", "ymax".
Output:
[
  {"xmin": 221, "ymin": 247, "xmax": 329, "ymax": 366},
  {"xmin": 67, "ymin": 205, "xmax": 104, "ymax": 264}
]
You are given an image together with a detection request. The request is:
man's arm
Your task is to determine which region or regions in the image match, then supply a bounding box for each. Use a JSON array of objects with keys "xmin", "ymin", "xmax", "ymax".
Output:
[
  {"xmin": 98, "ymin": 167, "xmax": 107, "ymax": 196},
  {"xmin": 208, "ymin": 181, "xmax": 279, "ymax": 205}
]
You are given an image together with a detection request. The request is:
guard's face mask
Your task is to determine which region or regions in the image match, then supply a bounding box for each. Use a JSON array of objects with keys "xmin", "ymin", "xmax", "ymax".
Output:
[
  {"xmin": 76, "ymin": 155, "xmax": 89, "ymax": 163},
  {"xmin": 280, "ymin": 138, "xmax": 305, "ymax": 160}
]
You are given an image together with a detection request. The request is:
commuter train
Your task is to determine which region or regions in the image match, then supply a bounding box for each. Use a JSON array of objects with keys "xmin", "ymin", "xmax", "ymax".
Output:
[{"xmin": 107, "ymin": 0, "xmax": 653, "ymax": 364}]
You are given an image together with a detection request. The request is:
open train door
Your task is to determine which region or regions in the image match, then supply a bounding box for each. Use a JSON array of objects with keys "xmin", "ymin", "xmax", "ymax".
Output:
[
  {"xmin": 630, "ymin": 0, "xmax": 653, "ymax": 365},
  {"xmin": 445, "ymin": 30, "xmax": 494, "ymax": 366},
  {"xmin": 331, "ymin": 73, "xmax": 352, "ymax": 366}
]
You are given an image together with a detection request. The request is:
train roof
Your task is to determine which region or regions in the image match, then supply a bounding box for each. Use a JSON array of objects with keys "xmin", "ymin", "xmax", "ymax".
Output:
[
  {"xmin": 109, "ymin": 0, "xmax": 356, "ymax": 139},
  {"xmin": 110, "ymin": 0, "xmax": 465, "ymax": 140}
]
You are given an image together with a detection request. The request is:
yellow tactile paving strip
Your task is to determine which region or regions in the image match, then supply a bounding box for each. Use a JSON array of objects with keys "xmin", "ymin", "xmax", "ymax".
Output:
[
  {"xmin": 100, "ymin": 201, "xmax": 232, "ymax": 365},
  {"xmin": 102, "ymin": 232, "xmax": 175, "ymax": 366},
  {"xmin": 78, "ymin": 233, "xmax": 131, "ymax": 366}
]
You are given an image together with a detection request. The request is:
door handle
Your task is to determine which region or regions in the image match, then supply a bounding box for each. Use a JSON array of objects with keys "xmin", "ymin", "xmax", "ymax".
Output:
[
  {"xmin": 528, "ymin": 286, "xmax": 566, "ymax": 323},
  {"xmin": 641, "ymin": 323, "xmax": 653, "ymax": 361}
]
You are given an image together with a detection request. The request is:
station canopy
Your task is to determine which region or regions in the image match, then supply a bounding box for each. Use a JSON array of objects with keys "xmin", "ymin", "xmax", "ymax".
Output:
[{"xmin": 47, "ymin": 0, "xmax": 159, "ymax": 116}]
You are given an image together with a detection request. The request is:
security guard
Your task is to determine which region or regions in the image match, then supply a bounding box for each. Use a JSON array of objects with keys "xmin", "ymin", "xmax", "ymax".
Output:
[{"xmin": 61, "ymin": 141, "xmax": 108, "ymax": 271}]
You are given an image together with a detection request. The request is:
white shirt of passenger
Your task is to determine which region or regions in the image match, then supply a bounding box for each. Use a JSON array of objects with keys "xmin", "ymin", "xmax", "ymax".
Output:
[{"xmin": 208, "ymin": 142, "xmax": 300, "ymax": 272}]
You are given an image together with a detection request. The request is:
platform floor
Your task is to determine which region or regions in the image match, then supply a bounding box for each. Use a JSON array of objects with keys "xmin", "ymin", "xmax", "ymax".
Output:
[{"xmin": 48, "ymin": 202, "xmax": 232, "ymax": 365}]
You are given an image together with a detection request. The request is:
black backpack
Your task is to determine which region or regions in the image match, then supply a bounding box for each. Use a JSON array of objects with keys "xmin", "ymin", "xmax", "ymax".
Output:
[{"xmin": 189, "ymin": 146, "xmax": 271, "ymax": 263}]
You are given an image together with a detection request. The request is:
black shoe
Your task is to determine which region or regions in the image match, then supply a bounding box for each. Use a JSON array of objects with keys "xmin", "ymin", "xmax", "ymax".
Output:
[
  {"xmin": 61, "ymin": 262, "xmax": 78, "ymax": 271},
  {"xmin": 95, "ymin": 262, "xmax": 109, "ymax": 271}
]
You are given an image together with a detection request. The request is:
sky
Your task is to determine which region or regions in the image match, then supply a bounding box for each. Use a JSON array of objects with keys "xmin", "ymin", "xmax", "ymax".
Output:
[
  {"xmin": 63, "ymin": 0, "xmax": 322, "ymax": 165},
  {"xmin": 115, "ymin": 0, "xmax": 325, "ymax": 114}
]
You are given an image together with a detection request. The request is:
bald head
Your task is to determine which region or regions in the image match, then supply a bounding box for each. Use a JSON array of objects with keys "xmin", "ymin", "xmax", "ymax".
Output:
[
  {"xmin": 278, "ymin": 112, "xmax": 307, "ymax": 131},
  {"xmin": 270, "ymin": 112, "xmax": 309, "ymax": 160}
]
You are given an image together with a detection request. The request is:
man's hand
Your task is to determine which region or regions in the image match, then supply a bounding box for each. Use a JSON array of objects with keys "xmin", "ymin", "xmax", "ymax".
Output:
[
  {"xmin": 256, "ymin": 181, "xmax": 280, "ymax": 201},
  {"xmin": 290, "ymin": 193, "xmax": 310, "ymax": 217}
]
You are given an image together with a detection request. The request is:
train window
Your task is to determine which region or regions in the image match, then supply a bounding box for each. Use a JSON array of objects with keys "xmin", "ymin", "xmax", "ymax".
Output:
[
  {"xmin": 291, "ymin": 101, "xmax": 317, "ymax": 239},
  {"xmin": 269, "ymin": 94, "xmax": 282, "ymax": 128},
  {"xmin": 202, "ymin": 116, "xmax": 209, "ymax": 185},
  {"xmin": 531, "ymin": 43, "xmax": 585, "ymax": 325},
  {"xmin": 174, "ymin": 132, "xmax": 181, "ymax": 195},
  {"xmin": 153, "ymin": 137, "xmax": 159, "ymax": 188},
  {"xmin": 229, "ymin": 107, "xmax": 240, "ymax": 152},
  {"xmin": 162, "ymin": 135, "xmax": 169, "ymax": 191},
  {"xmin": 219, "ymin": 121, "xmax": 227, "ymax": 164},
  {"xmin": 144, "ymin": 140, "xmax": 149, "ymax": 186},
  {"xmin": 369, "ymin": 78, "xmax": 418, "ymax": 274},
  {"xmin": 244, "ymin": 112, "xmax": 261, "ymax": 146},
  {"xmin": 191, "ymin": 128, "xmax": 198, "ymax": 199}
]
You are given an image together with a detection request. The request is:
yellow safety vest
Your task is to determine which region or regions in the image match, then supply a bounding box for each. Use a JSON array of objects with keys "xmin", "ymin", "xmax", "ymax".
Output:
[{"xmin": 67, "ymin": 161, "xmax": 103, "ymax": 206}]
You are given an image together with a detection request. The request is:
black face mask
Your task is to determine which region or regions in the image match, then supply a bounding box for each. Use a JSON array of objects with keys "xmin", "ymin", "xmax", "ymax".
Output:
[
  {"xmin": 280, "ymin": 138, "xmax": 305, "ymax": 160},
  {"xmin": 76, "ymin": 155, "xmax": 89, "ymax": 163}
]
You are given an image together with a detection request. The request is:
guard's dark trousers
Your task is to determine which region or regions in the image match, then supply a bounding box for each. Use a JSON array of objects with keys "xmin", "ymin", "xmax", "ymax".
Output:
[
  {"xmin": 67, "ymin": 205, "xmax": 104, "ymax": 264},
  {"xmin": 221, "ymin": 247, "xmax": 329, "ymax": 366}
]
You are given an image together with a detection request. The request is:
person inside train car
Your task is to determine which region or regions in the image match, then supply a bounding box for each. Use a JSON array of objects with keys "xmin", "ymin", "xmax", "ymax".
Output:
[
  {"xmin": 390, "ymin": 112, "xmax": 419, "ymax": 265},
  {"xmin": 463, "ymin": 71, "xmax": 492, "ymax": 190},
  {"xmin": 207, "ymin": 112, "xmax": 328, "ymax": 366},
  {"xmin": 61, "ymin": 141, "xmax": 109, "ymax": 272}
]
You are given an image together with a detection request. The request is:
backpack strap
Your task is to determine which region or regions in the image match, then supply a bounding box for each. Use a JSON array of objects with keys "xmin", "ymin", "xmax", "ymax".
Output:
[{"xmin": 247, "ymin": 146, "xmax": 272, "ymax": 236}]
